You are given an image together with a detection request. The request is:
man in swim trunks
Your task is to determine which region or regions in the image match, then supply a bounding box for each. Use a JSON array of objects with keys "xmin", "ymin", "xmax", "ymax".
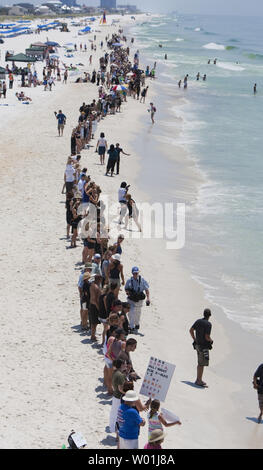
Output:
[
  {"xmin": 89, "ymin": 274, "xmax": 102, "ymax": 341},
  {"xmin": 189, "ymin": 308, "xmax": 213, "ymax": 387}
]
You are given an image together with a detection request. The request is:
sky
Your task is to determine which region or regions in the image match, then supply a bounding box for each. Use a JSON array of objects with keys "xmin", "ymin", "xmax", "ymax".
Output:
[{"xmin": 1, "ymin": 0, "xmax": 263, "ymax": 16}]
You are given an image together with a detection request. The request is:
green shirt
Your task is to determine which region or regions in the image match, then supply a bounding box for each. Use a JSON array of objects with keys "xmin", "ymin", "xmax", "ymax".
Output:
[{"xmin": 112, "ymin": 370, "xmax": 126, "ymax": 399}]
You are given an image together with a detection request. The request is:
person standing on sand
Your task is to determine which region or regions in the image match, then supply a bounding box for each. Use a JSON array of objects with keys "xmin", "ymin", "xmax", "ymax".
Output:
[
  {"xmin": 189, "ymin": 308, "xmax": 213, "ymax": 387},
  {"xmin": 148, "ymin": 102, "xmax": 156, "ymax": 124},
  {"xmin": 147, "ymin": 399, "xmax": 181, "ymax": 440},
  {"xmin": 55, "ymin": 110, "xmax": 66, "ymax": 136},
  {"xmin": 109, "ymin": 358, "xmax": 127, "ymax": 434},
  {"xmin": 89, "ymin": 274, "xmax": 102, "ymax": 341},
  {"xmin": 105, "ymin": 144, "xmax": 118, "ymax": 177},
  {"xmin": 96, "ymin": 132, "xmax": 108, "ymax": 165},
  {"xmin": 115, "ymin": 143, "xmax": 130, "ymax": 175},
  {"xmin": 117, "ymin": 390, "xmax": 145, "ymax": 449},
  {"xmin": 144, "ymin": 429, "xmax": 165, "ymax": 449},
  {"xmin": 253, "ymin": 363, "xmax": 263, "ymax": 423},
  {"xmin": 125, "ymin": 266, "xmax": 150, "ymax": 333},
  {"xmin": 124, "ymin": 194, "xmax": 142, "ymax": 232},
  {"xmin": 63, "ymin": 70, "xmax": 68, "ymax": 84}
]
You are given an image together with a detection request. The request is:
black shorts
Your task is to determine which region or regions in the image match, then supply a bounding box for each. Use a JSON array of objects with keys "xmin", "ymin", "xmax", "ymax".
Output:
[
  {"xmin": 89, "ymin": 304, "xmax": 100, "ymax": 326},
  {"xmin": 84, "ymin": 240, "xmax": 96, "ymax": 249},
  {"xmin": 66, "ymin": 181, "xmax": 74, "ymax": 192}
]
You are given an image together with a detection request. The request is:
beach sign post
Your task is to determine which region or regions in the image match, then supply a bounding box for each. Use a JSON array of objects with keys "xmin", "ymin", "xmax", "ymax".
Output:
[{"xmin": 139, "ymin": 356, "xmax": 176, "ymax": 402}]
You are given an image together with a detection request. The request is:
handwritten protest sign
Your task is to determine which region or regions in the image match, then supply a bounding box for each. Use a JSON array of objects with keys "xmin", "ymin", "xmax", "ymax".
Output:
[{"xmin": 139, "ymin": 356, "xmax": 176, "ymax": 402}]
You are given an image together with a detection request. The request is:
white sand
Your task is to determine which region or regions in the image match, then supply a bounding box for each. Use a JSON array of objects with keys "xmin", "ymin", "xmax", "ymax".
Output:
[{"xmin": 0, "ymin": 14, "xmax": 262, "ymax": 449}]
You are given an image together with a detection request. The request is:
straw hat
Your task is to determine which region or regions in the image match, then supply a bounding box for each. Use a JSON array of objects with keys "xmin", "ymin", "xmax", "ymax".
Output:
[
  {"xmin": 74, "ymin": 191, "xmax": 82, "ymax": 199},
  {"xmin": 83, "ymin": 272, "xmax": 91, "ymax": 281},
  {"xmin": 148, "ymin": 429, "xmax": 166, "ymax": 443},
  {"xmin": 123, "ymin": 390, "xmax": 138, "ymax": 402}
]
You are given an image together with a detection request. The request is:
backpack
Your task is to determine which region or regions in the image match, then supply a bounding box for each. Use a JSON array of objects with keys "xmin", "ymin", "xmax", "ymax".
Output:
[{"xmin": 153, "ymin": 106, "xmax": 157, "ymax": 113}]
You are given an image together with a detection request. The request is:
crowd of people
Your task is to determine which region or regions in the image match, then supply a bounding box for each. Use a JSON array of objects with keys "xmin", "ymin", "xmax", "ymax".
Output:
[{"xmin": 60, "ymin": 30, "xmax": 183, "ymax": 450}]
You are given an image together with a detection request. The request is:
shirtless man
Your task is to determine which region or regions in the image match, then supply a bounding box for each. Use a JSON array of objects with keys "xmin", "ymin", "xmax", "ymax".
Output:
[{"xmin": 89, "ymin": 274, "xmax": 102, "ymax": 341}]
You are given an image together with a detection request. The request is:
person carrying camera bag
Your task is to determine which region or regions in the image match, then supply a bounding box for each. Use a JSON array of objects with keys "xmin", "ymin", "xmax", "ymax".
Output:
[
  {"xmin": 125, "ymin": 266, "xmax": 150, "ymax": 333},
  {"xmin": 189, "ymin": 308, "xmax": 213, "ymax": 388}
]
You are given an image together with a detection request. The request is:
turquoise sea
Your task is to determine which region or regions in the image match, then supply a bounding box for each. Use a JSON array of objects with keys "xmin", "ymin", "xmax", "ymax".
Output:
[{"xmin": 130, "ymin": 14, "xmax": 263, "ymax": 335}]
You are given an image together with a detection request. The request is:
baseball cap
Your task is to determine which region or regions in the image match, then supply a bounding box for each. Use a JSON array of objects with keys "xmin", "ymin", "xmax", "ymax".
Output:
[{"xmin": 132, "ymin": 266, "xmax": 139, "ymax": 274}]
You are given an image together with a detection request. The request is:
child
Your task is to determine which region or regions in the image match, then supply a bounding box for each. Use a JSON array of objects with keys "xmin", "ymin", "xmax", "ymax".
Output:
[
  {"xmin": 147, "ymin": 399, "xmax": 181, "ymax": 439},
  {"xmin": 144, "ymin": 429, "xmax": 165, "ymax": 449}
]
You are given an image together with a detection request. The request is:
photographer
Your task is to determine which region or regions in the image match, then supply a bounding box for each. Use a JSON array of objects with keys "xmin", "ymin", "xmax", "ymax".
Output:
[
  {"xmin": 118, "ymin": 181, "xmax": 130, "ymax": 225},
  {"xmin": 125, "ymin": 266, "xmax": 150, "ymax": 333},
  {"xmin": 189, "ymin": 308, "xmax": 213, "ymax": 388}
]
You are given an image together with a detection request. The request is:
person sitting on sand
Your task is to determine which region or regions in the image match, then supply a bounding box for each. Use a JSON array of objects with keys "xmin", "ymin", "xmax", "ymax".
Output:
[{"xmin": 15, "ymin": 92, "xmax": 32, "ymax": 102}]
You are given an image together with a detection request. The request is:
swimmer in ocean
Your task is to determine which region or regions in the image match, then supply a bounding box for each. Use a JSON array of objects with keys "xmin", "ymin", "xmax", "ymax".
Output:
[
  {"xmin": 208, "ymin": 59, "xmax": 211, "ymax": 64},
  {"xmin": 196, "ymin": 72, "xmax": 200, "ymax": 80},
  {"xmin": 164, "ymin": 54, "xmax": 167, "ymax": 60},
  {"xmin": 178, "ymin": 79, "xmax": 182, "ymax": 88},
  {"xmin": 203, "ymin": 74, "xmax": 206, "ymax": 81},
  {"xmin": 214, "ymin": 58, "xmax": 217, "ymax": 64},
  {"xmin": 254, "ymin": 83, "xmax": 257, "ymax": 94}
]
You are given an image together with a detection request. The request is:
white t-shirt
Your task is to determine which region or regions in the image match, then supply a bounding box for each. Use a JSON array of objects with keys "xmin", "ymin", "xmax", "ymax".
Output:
[
  {"xmin": 78, "ymin": 178, "xmax": 85, "ymax": 193},
  {"xmin": 98, "ymin": 137, "xmax": 107, "ymax": 148},
  {"xmin": 65, "ymin": 164, "xmax": 75, "ymax": 182}
]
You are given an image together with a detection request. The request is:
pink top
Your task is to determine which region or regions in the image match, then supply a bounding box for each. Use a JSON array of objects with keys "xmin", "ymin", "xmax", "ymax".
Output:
[{"xmin": 144, "ymin": 443, "xmax": 162, "ymax": 449}]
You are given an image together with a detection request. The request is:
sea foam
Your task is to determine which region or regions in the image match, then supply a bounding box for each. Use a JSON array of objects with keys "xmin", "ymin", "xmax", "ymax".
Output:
[{"xmin": 202, "ymin": 42, "xmax": 226, "ymax": 50}]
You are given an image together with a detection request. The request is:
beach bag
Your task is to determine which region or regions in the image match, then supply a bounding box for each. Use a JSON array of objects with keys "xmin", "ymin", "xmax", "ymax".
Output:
[{"xmin": 153, "ymin": 106, "xmax": 157, "ymax": 112}]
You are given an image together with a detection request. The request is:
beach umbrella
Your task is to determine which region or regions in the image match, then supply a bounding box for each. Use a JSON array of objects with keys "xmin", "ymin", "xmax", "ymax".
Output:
[
  {"xmin": 49, "ymin": 53, "xmax": 60, "ymax": 58},
  {"xmin": 112, "ymin": 84, "xmax": 128, "ymax": 91},
  {"xmin": 126, "ymin": 71, "xmax": 134, "ymax": 76},
  {"xmin": 112, "ymin": 43, "xmax": 123, "ymax": 47}
]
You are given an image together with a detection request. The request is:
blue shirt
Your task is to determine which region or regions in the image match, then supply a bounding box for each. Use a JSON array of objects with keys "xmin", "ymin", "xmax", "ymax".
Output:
[
  {"xmin": 56, "ymin": 113, "xmax": 66, "ymax": 125},
  {"xmin": 125, "ymin": 276, "xmax": 149, "ymax": 293},
  {"xmin": 117, "ymin": 403, "xmax": 142, "ymax": 440}
]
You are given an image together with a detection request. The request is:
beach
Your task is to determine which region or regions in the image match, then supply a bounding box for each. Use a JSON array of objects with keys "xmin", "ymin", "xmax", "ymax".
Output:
[{"xmin": 0, "ymin": 13, "xmax": 262, "ymax": 450}]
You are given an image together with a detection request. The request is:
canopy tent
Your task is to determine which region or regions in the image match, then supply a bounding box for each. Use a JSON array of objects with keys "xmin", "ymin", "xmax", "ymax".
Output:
[
  {"xmin": 45, "ymin": 41, "xmax": 60, "ymax": 47},
  {"xmin": 6, "ymin": 53, "xmax": 37, "ymax": 63},
  {"xmin": 31, "ymin": 42, "xmax": 47, "ymax": 48},
  {"xmin": 0, "ymin": 66, "xmax": 6, "ymax": 78}
]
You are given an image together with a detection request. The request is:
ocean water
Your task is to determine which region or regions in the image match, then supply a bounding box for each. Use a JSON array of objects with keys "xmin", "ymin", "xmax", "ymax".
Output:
[{"xmin": 129, "ymin": 14, "xmax": 263, "ymax": 335}]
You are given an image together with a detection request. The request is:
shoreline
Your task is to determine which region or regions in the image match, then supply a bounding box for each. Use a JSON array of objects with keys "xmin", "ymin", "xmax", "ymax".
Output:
[{"xmin": 0, "ymin": 14, "xmax": 262, "ymax": 449}]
